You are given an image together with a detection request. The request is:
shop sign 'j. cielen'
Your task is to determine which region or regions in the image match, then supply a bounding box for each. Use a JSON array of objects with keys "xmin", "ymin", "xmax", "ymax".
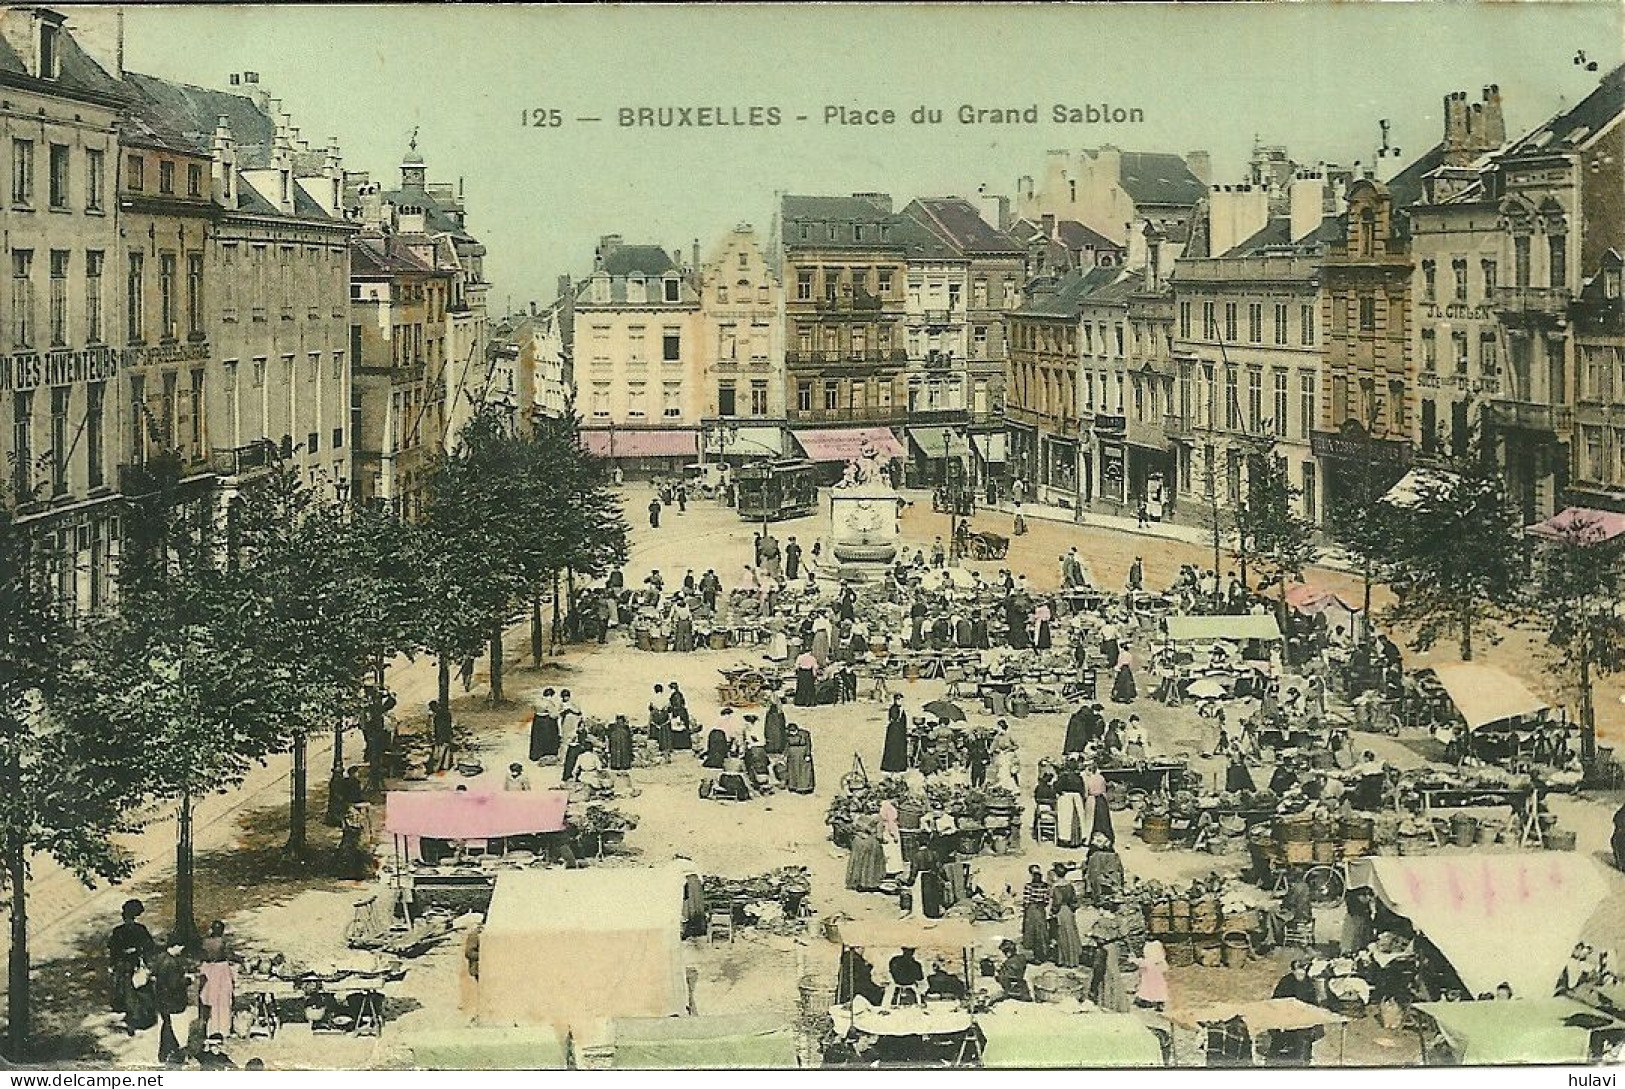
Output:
[{"xmin": 3, "ymin": 0, "xmax": 1623, "ymax": 1077}]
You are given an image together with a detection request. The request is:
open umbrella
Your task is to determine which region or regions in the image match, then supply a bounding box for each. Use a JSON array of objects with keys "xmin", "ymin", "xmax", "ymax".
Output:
[{"xmin": 923, "ymin": 700, "xmax": 967, "ymax": 722}]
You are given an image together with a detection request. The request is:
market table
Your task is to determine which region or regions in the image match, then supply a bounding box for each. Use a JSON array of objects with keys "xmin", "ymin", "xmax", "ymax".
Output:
[
  {"xmin": 1101, "ymin": 761, "xmax": 1187, "ymax": 795},
  {"xmin": 1413, "ymin": 786, "xmax": 1542, "ymax": 847},
  {"xmin": 847, "ymin": 1003, "xmax": 974, "ymax": 1037}
]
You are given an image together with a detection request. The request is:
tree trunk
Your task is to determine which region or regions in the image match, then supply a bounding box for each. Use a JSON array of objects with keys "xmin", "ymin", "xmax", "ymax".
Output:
[
  {"xmin": 7, "ymin": 832, "xmax": 29, "ymax": 1060},
  {"xmin": 1460, "ymin": 605, "xmax": 1474, "ymax": 661},
  {"xmin": 1579, "ymin": 634, "xmax": 1597, "ymax": 765},
  {"xmin": 1361, "ymin": 556, "xmax": 1374, "ymax": 646},
  {"xmin": 437, "ymin": 655, "xmax": 452, "ymax": 719},
  {"xmin": 488, "ymin": 623, "xmax": 505, "ymax": 705},
  {"xmin": 552, "ymin": 572, "xmax": 563, "ymax": 646},
  {"xmin": 283, "ymin": 734, "xmax": 307, "ymax": 859},
  {"xmin": 173, "ymin": 789, "xmax": 198, "ymax": 947},
  {"xmin": 531, "ymin": 596, "xmax": 544, "ymax": 666}
]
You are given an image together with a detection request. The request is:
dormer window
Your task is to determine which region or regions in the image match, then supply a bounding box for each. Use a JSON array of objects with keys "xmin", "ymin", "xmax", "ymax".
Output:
[
  {"xmin": 37, "ymin": 22, "xmax": 59, "ymax": 81},
  {"xmin": 590, "ymin": 274, "xmax": 610, "ymax": 303},
  {"xmin": 663, "ymin": 277, "xmax": 680, "ymax": 303}
]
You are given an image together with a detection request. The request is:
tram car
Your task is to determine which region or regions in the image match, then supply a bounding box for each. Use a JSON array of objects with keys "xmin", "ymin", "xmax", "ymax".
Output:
[{"xmin": 735, "ymin": 458, "xmax": 819, "ymax": 522}]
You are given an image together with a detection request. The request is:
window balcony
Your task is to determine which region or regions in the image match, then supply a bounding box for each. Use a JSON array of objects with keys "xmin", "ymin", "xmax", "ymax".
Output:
[
  {"xmin": 1491, "ymin": 286, "xmax": 1570, "ymax": 320},
  {"xmin": 1487, "ymin": 398, "xmax": 1572, "ymax": 435}
]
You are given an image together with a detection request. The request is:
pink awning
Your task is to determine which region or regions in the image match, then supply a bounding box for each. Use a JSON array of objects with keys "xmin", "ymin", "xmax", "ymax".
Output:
[
  {"xmin": 1284, "ymin": 582, "xmax": 1362, "ymax": 615},
  {"xmin": 581, "ymin": 430, "xmax": 698, "ymax": 459},
  {"xmin": 1526, "ymin": 506, "xmax": 1625, "ymax": 545},
  {"xmin": 792, "ymin": 427, "xmax": 904, "ymax": 463},
  {"xmin": 385, "ymin": 789, "xmax": 569, "ymax": 839}
]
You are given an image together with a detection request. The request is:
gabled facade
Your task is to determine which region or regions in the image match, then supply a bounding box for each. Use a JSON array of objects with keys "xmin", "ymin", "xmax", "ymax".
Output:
[{"xmin": 698, "ymin": 223, "xmax": 785, "ymax": 453}]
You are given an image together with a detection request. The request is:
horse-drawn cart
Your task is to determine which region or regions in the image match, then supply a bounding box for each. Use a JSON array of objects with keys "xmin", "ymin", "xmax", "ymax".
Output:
[{"xmin": 964, "ymin": 531, "xmax": 1009, "ymax": 561}]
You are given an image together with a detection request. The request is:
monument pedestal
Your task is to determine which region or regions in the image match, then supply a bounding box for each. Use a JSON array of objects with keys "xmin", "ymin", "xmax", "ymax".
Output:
[{"xmin": 828, "ymin": 482, "xmax": 902, "ymax": 583}]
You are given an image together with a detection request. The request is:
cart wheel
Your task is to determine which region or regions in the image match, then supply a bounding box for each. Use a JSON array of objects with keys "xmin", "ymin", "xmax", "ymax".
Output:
[{"xmin": 1305, "ymin": 865, "xmax": 1345, "ymax": 906}]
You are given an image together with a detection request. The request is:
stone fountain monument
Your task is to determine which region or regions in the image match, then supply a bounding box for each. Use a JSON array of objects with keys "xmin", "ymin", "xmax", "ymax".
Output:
[{"xmin": 827, "ymin": 441, "xmax": 903, "ymax": 582}]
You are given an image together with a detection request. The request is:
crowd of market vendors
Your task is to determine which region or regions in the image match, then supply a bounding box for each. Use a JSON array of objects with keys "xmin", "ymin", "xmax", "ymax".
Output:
[{"xmin": 101, "ymin": 470, "xmax": 1625, "ymax": 1069}]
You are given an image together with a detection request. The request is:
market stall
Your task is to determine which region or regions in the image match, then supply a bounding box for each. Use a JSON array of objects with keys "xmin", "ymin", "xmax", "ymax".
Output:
[
  {"xmin": 1283, "ymin": 582, "xmax": 1366, "ymax": 645},
  {"xmin": 1421, "ymin": 664, "xmax": 1570, "ymax": 772},
  {"xmin": 409, "ymin": 1027, "xmax": 569, "ymax": 1070},
  {"xmin": 383, "ymin": 789, "xmax": 572, "ymax": 916},
  {"xmin": 1345, "ymin": 854, "xmax": 1611, "ymax": 1001},
  {"xmin": 476, "ymin": 866, "xmax": 689, "ymax": 1029},
  {"xmin": 825, "ymin": 917, "xmax": 980, "ymax": 1064},
  {"xmin": 976, "ymin": 1007, "xmax": 1166, "ymax": 1068},
  {"xmin": 605, "ymin": 1013, "xmax": 798, "ymax": 1068},
  {"xmin": 1174, "ymin": 998, "xmax": 1348, "ymax": 1066},
  {"xmin": 1412, "ymin": 997, "xmax": 1623, "ymax": 1065}
]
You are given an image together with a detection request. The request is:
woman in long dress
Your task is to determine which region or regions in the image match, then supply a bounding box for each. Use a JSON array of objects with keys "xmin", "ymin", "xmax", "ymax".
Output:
[
  {"xmin": 1096, "ymin": 938, "xmax": 1129, "ymax": 1012},
  {"xmin": 607, "ymin": 715, "xmax": 634, "ymax": 772},
  {"xmin": 794, "ymin": 651, "xmax": 818, "ymax": 707},
  {"xmin": 990, "ymin": 730, "xmax": 1021, "ymax": 793},
  {"xmin": 1020, "ymin": 867, "xmax": 1051, "ymax": 963},
  {"xmin": 107, "ymin": 899, "xmax": 157, "ymax": 1030},
  {"xmin": 672, "ymin": 601, "xmax": 695, "ymax": 652},
  {"xmin": 881, "ymin": 698, "xmax": 910, "ymax": 773},
  {"xmin": 913, "ymin": 839, "xmax": 945, "ymax": 919},
  {"xmin": 1111, "ymin": 647, "xmax": 1137, "ymax": 703},
  {"xmin": 845, "ymin": 816, "xmax": 887, "ymax": 892},
  {"xmin": 764, "ymin": 698, "xmax": 787, "ymax": 756},
  {"xmin": 784, "ymin": 724, "xmax": 815, "ymax": 793},
  {"xmin": 1083, "ymin": 766, "xmax": 1115, "ymax": 844},
  {"xmin": 878, "ymin": 800, "xmax": 907, "ymax": 876},
  {"xmin": 561, "ymin": 726, "xmax": 590, "ymax": 782},
  {"xmin": 528, "ymin": 699, "xmax": 560, "ymax": 762},
  {"xmin": 1133, "ymin": 939, "xmax": 1170, "ymax": 1010},
  {"xmin": 1054, "ymin": 764, "xmax": 1088, "ymax": 848},
  {"xmin": 1051, "ymin": 875, "xmax": 1084, "ymax": 968},
  {"xmin": 703, "ymin": 727, "xmax": 730, "ymax": 770},
  {"xmin": 1224, "ymin": 743, "xmax": 1256, "ymax": 793},
  {"xmin": 1032, "ymin": 601, "xmax": 1053, "ymax": 650},
  {"xmin": 766, "ymin": 616, "xmax": 790, "ymax": 662},
  {"xmin": 811, "ymin": 618, "xmax": 831, "ymax": 670}
]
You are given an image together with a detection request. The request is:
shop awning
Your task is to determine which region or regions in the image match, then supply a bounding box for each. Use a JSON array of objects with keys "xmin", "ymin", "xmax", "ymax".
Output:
[
  {"xmin": 792, "ymin": 427, "xmax": 904, "ymax": 463},
  {"xmin": 829, "ymin": 917, "xmax": 979, "ymax": 953},
  {"xmin": 1527, "ymin": 506, "xmax": 1625, "ymax": 545},
  {"xmin": 384, "ymin": 789, "xmax": 569, "ymax": 839},
  {"xmin": 1165, "ymin": 615, "xmax": 1283, "ymax": 643},
  {"xmin": 971, "ymin": 433, "xmax": 1008, "ymax": 463},
  {"xmin": 1173, "ymin": 998, "xmax": 1346, "ymax": 1033},
  {"xmin": 907, "ymin": 427, "xmax": 971, "ymax": 461},
  {"xmin": 703, "ymin": 425, "xmax": 785, "ymax": 458},
  {"xmin": 580, "ymin": 429, "xmax": 698, "ymax": 459},
  {"xmin": 1413, "ymin": 998, "xmax": 1620, "ymax": 1065},
  {"xmin": 978, "ymin": 1009, "xmax": 1165, "ymax": 1067},
  {"xmin": 610, "ymin": 1014, "xmax": 798, "ymax": 1069},
  {"xmin": 1283, "ymin": 582, "xmax": 1363, "ymax": 616},
  {"xmin": 1425, "ymin": 663, "xmax": 1549, "ymax": 730},
  {"xmin": 1346, "ymin": 855, "xmax": 1611, "ymax": 1000},
  {"xmin": 410, "ymin": 1028, "xmax": 568, "ymax": 1070}
]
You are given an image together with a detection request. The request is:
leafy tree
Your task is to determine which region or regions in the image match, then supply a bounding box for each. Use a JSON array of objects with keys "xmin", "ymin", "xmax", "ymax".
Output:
[
  {"xmin": 0, "ymin": 498, "xmax": 148, "ymax": 1057},
  {"xmin": 1532, "ymin": 514, "xmax": 1625, "ymax": 765},
  {"xmin": 1237, "ymin": 445, "xmax": 1319, "ymax": 618},
  {"xmin": 1324, "ymin": 448, "xmax": 1407, "ymax": 647},
  {"xmin": 1377, "ymin": 445, "xmax": 1524, "ymax": 661}
]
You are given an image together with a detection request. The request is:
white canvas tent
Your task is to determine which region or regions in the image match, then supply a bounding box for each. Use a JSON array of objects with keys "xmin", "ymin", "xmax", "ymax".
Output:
[
  {"xmin": 1425, "ymin": 664, "xmax": 1550, "ymax": 731},
  {"xmin": 1165, "ymin": 615, "xmax": 1283, "ymax": 644},
  {"xmin": 477, "ymin": 866, "xmax": 688, "ymax": 1029},
  {"xmin": 1346, "ymin": 854, "xmax": 1610, "ymax": 999}
]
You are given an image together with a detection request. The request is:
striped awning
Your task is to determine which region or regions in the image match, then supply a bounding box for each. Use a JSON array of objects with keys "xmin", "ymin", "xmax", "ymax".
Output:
[
  {"xmin": 792, "ymin": 427, "xmax": 905, "ymax": 463},
  {"xmin": 580, "ymin": 429, "xmax": 697, "ymax": 459}
]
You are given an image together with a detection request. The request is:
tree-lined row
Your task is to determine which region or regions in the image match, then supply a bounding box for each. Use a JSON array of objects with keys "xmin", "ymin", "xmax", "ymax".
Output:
[{"xmin": 0, "ymin": 404, "xmax": 627, "ymax": 1056}]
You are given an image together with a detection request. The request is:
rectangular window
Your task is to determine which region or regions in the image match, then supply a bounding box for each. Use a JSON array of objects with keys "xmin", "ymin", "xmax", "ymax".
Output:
[
  {"xmin": 1452, "ymin": 257, "xmax": 1468, "ymax": 301},
  {"xmin": 48, "ymin": 250, "xmax": 67, "ymax": 346},
  {"xmin": 187, "ymin": 253, "xmax": 203, "ymax": 336},
  {"xmin": 1302, "ymin": 461, "xmax": 1316, "ymax": 522},
  {"xmin": 11, "ymin": 139, "xmax": 34, "ymax": 204},
  {"xmin": 1114, "ymin": 325, "xmax": 1124, "ymax": 357},
  {"xmin": 717, "ymin": 384, "xmax": 737, "ymax": 417},
  {"xmin": 1514, "ymin": 236, "xmax": 1531, "ymax": 288},
  {"xmin": 1388, "ymin": 380, "xmax": 1404, "ymax": 433},
  {"xmin": 796, "ymin": 270, "xmax": 812, "ymax": 301},
  {"xmin": 1247, "ymin": 368, "xmax": 1262, "ymax": 433},
  {"xmin": 662, "ymin": 329, "xmax": 681, "ymax": 362},
  {"xmin": 663, "ymin": 278, "xmax": 680, "ymax": 303},
  {"xmin": 1247, "ymin": 303, "xmax": 1262, "ymax": 343},
  {"xmin": 798, "ymin": 382, "xmax": 812, "ymax": 413},
  {"xmin": 12, "ymin": 250, "xmax": 33, "ymax": 348},
  {"xmin": 1274, "ymin": 303, "xmax": 1288, "ymax": 345},
  {"xmin": 50, "ymin": 386, "xmax": 68, "ymax": 496},
  {"xmin": 824, "ymin": 381, "xmax": 838, "ymax": 411},
  {"xmin": 187, "ymin": 163, "xmax": 202, "ymax": 198},
  {"xmin": 85, "ymin": 250, "xmax": 104, "ymax": 343},
  {"xmin": 1224, "ymin": 302, "xmax": 1237, "ymax": 342},
  {"xmin": 750, "ymin": 381, "xmax": 769, "ymax": 416},
  {"xmin": 159, "ymin": 252, "xmax": 177, "ymax": 339},
  {"xmin": 11, "ymin": 391, "xmax": 32, "ymax": 498},
  {"xmin": 1482, "ymin": 258, "xmax": 1497, "ymax": 297},
  {"xmin": 1358, "ymin": 295, "xmax": 1376, "ymax": 331},
  {"xmin": 1298, "ymin": 373, "xmax": 1314, "ymax": 440},
  {"xmin": 1272, "ymin": 370, "xmax": 1287, "ymax": 437},
  {"xmin": 1481, "ymin": 333, "xmax": 1498, "ymax": 377},
  {"xmin": 159, "ymin": 160, "xmax": 175, "ymax": 195},
  {"xmin": 627, "ymin": 325, "xmax": 645, "ymax": 362},
  {"xmin": 85, "ymin": 148, "xmax": 104, "ymax": 212},
  {"xmin": 1300, "ymin": 303, "xmax": 1315, "ymax": 345},
  {"xmin": 1202, "ymin": 301, "xmax": 1216, "ymax": 339},
  {"xmin": 877, "ymin": 269, "xmax": 893, "ymax": 295},
  {"xmin": 1225, "ymin": 366, "xmax": 1239, "ymax": 430},
  {"xmin": 1179, "ymin": 302, "xmax": 1191, "ymax": 340},
  {"xmin": 662, "ymin": 383, "xmax": 681, "ymax": 417},
  {"xmin": 48, "ymin": 143, "xmax": 68, "ymax": 208},
  {"xmin": 1421, "ymin": 399, "xmax": 1438, "ymax": 455},
  {"xmin": 190, "ymin": 367, "xmax": 206, "ymax": 457},
  {"xmin": 1549, "ymin": 234, "xmax": 1567, "ymax": 289},
  {"xmin": 126, "ymin": 253, "xmax": 144, "ymax": 343},
  {"xmin": 1421, "ymin": 329, "xmax": 1436, "ymax": 372},
  {"xmin": 1421, "ymin": 260, "xmax": 1436, "ymax": 301},
  {"xmin": 1452, "ymin": 331, "xmax": 1469, "ymax": 375},
  {"xmin": 86, "ymin": 382, "xmax": 104, "ymax": 489},
  {"xmin": 126, "ymin": 153, "xmax": 143, "ymax": 192}
]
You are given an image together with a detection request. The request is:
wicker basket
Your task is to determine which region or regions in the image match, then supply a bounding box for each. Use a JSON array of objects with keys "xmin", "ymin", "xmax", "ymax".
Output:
[
  {"xmin": 1225, "ymin": 909, "xmax": 1260, "ymax": 934},
  {"xmin": 1165, "ymin": 940, "xmax": 1196, "ymax": 968},
  {"xmin": 1312, "ymin": 840, "xmax": 1337, "ymax": 864},
  {"xmin": 1283, "ymin": 840, "xmax": 1315, "ymax": 865},
  {"xmin": 1545, "ymin": 829, "xmax": 1578, "ymax": 851},
  {"xmin": 1194, "ymin": 942, "xmax": 1224, "ymax": 968}
]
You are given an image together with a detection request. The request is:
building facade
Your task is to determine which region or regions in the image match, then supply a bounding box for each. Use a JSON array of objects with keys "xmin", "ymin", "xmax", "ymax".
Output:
[
  {"xmin": 697, "ymin": 224, "xmax": 785, "ymax": 460},
  {"xmin": 0, "ymin": 8, "xmax": 126, "ymax": 614},
  {"xmin": 780, "ymin": 194, "xmax": 909, "ymax": 429},
  {"xmin": 1015, "ymin": 146, "xmax": 1210, "ymax": 256},
  {"xmin": 1570, "ymin": 250, "xmax": 1625, "ymax": 510}
]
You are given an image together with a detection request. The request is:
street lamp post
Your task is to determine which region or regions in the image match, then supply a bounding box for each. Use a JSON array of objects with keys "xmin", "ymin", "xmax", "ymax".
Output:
[{"xmin": 942, "ymin": 427, "xmax": 973, "ymax": 564}]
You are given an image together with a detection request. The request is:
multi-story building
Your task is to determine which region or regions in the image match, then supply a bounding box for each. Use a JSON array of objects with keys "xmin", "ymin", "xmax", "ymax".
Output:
[
  {"xmin": 489, "ymin": 304, "xmax": 571, "ymax": 424},
  {"xmin": 1314, "ymin": 179, "xmax": 1415, "ymax": 512},
  {"xmin": 1570, "ymin": 250, "xmax": 1625, "ymax": 510},
  {"xmin": 1073, "ymin": 270, "xmax": 1139, "ymax": 509},
  {"xmin": 698, "ymin": 223, "xmax": 785, "ymax": 462},
  {"xmin": 124, "ymin": 69, "xmax": 356, "ymax": 512},
  {"xmin": 0, "ymin": 8, "xmax": 126, "ymax": 614},
  {"xmin": 345, "ymin": 139, "xmax": 489, "ymax": 448},
  {"xmin": 780, "ymin": 194, "xmax": 909, "ymax": 444},
  {"xmin": 348, "ymin": 232, "xmax": 450, "ymax": 519},
  {"xmin": 1480, "ymin": 67, "xmax": 1624, "ymax": 521},
  {"xmin": 1122, "ymin": 249, "xmax": 1180, "ymax": 519},
  {"xmin": 1009, "ymin": 215, "xmax": 1125, "ymax": 277},
  {"xmin": 573, "ymin": 236, "xmax": 703, "ymax": 473},
  {"xmin": 1005, "ymin": 267, "xmax": 1118, "ymax": 507},
  {"xmin": 892, "ymin": 215, "xmax": 971, "ymax": 486},
  {"xmin": 904, "ymin": 196, "xmax": 1025, "ymax": 486},
  {"xmin": 1169, "ymin": 243, "xmax": 1326, "ymax": 523},
  {"xmin": 1015, "ymin": 146, "xmax": 1210, "ymax": 262}
]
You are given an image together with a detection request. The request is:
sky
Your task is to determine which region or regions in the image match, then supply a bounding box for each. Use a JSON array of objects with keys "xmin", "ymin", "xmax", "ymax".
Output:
[{"xmin": 98, "ymin": 3, "xmax": 1623, "ymax": 315}]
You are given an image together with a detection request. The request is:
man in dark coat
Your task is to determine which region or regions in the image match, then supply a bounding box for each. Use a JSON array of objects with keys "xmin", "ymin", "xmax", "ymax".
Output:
[
  {"xmin": 1268, "ymin": 961, "xmax": 1325, "ymax": 1062},
  {"xmin": 764, "ymin": 696, "xmax": 787, "ymax": 755},
  {"xmin": 648, "ymin": 496, "xmax": 662, "ymax": 528},
  {"xmin": 785, "ymin": 536, "xmax": 803, "ymax": 580},
  {"xmin": 1063, "ymin": 706, "xmax": 1093, "ymax": 755}
]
